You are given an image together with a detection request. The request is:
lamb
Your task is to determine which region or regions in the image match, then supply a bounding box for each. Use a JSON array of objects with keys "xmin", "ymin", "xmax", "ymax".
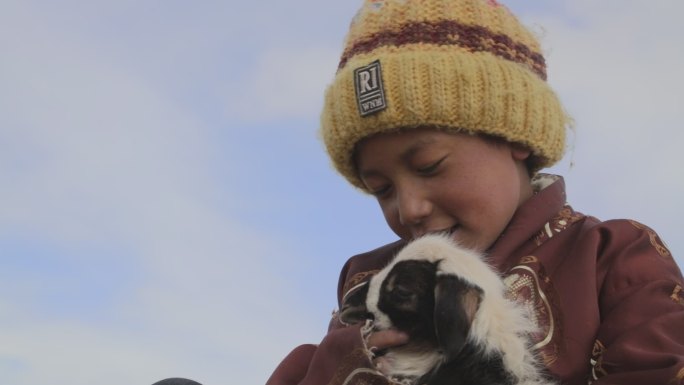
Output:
[{"xmin": 339, "ymin": 234, "xmax": 555, "ymax": 385}]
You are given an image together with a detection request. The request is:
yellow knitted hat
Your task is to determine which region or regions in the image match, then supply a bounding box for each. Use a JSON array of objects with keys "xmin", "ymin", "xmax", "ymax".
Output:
[{"xmin": 320, "ymin": 0, "xmax": 570, "ymax": 191}]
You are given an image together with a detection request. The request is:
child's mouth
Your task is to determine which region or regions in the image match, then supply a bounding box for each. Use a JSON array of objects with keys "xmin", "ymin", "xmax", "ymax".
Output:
[
  {"xmin": 426, "ymin": 225, "xmax": 460, "ymax": 238},
  {"xmin": 448, "ymin": 225, "xmax": 460, "ymax": 235}
]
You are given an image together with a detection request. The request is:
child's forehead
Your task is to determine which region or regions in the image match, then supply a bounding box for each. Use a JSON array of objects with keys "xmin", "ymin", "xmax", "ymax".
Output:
[
  {"xmin": 359, "ymin": 128, "xmax": 485, "ymax": 153},
  {"xmin": 355, "ymin": 129, "xmax": 487, "ymax": 173},
  {"xmin": 355, "ymin": 129, "xmax": 441, "ymax": 162},
  {"xmin": 366, "ymin": 129, "xmax": 441, "ymax": 147}
]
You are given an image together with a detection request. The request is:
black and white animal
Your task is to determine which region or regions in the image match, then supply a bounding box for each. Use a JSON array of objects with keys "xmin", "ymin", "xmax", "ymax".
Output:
[{"xmin": 339, "ymin": 234, "xmax": 554, "ymax": 385}]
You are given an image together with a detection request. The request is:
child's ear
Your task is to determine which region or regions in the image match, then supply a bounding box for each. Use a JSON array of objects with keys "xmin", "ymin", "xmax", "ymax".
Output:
[{"xmin": 511, "ymin": 143, "xmax": 532, "ymax": 161}]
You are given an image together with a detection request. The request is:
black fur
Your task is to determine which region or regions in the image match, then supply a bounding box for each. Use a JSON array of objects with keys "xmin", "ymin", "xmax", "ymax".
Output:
[
  {"xmin": 377, "ymin": 260, "xmax": 439, "ymax": 343},
  {"xmin": 433, "ymin": 273, "xmax": 483, "ymax": 362},
  {"xmin": 422, "ymin": 343, "xmax": 514, "ymax": 385},
  {"xmin": 339, "ymin": 282, "xmax": 371, "ymax": 325}
]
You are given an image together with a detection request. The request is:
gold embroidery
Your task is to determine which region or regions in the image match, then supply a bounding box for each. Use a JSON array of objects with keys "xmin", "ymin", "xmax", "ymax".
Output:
[
  {"xmin": 505, "ymin": 266, "xmax": 554, "ymax": 348},
  {"xmin": 670, "ymin": 367, "xmax": 684, "ymax": 384},
  {"xmin": 629, "ymin": 220, "xmax": 672, "ymax": 258},
  {"xmin": 534, "ymin": 205, "xmax": 583, "ymax": 246},
  {"xmin": 672, "ymin": 285, "xmax": 684, "ymax": 306},
  {"xmin": 504, "ymin": 260, "xmax": 559, "ymax": 366},
  {"xmin": 520, "ymin": 256, "xmax": 538, "ymax": 264},
  {"xmin": 343, "ymin": 270, "xmax": 380, "ymax": 298},
  {"xmin": 590, "ymin": 339, "xmax": 608, "ymax": 381}
]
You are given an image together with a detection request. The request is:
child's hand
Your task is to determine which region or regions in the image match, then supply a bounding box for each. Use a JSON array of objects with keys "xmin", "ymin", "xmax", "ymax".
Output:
[
  {"xmin": 367, "ymin": 329, "xmax": 410, "ymax": 375},
  {"xmin": 366, "ymin": 329, "xmax": 409, "ymax": 351}
]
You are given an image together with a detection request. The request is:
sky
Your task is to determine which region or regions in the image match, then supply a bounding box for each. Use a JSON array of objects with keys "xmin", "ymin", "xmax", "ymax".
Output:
[{"xmin": 0, "ymin": 1, "xmax": 682, "ymax": 384}]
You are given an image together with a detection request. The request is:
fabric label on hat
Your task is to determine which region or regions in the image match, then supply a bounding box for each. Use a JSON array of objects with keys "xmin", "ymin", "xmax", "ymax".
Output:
[{"xmin": 354, "ymin": 60, "xmax": 387, "ymax": 117}]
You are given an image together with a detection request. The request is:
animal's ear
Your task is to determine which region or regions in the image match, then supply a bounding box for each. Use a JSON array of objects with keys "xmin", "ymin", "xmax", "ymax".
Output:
[
  {"xmin": 339, "ymin": 283, "xmax": 370, "ymax": 325},
  {"xmin": 433, "ymin": 274, "xmax": 483, "ymax": 360}
]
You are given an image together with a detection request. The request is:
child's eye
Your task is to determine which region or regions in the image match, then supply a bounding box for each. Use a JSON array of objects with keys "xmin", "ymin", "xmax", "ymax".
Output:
[
  {"xmin": 416, "ymin": 156, "xmax": 447, "ymax": 175},
  {"xmin": 370, "ymin": 185, "xmax": 391, "ymax": 198}
]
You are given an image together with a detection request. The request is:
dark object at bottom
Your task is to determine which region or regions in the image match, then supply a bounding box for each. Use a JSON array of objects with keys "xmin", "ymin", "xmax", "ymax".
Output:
[{"xmin": 152, "ymin": 378, "xmax": 202, "ymax": 385}]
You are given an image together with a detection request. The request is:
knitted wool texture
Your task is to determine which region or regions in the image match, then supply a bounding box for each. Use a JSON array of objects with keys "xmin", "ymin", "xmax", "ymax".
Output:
[{"xmin": 320, "ymin": 0, "xmax": 570, "ymax": 191}]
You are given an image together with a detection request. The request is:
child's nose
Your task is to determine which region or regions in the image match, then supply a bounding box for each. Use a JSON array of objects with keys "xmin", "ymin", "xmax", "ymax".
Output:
[{"xmin": 396, "ymin": 188, "xmax": 432, "ymax": 229}]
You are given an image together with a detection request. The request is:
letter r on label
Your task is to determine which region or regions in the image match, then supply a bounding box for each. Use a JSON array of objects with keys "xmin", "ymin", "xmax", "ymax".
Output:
[{"xmin": 359, "ymin": 68, "xmax": 377, "ymax": 93}]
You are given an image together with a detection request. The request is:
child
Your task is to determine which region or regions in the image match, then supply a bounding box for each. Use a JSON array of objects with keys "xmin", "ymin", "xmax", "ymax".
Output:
[{"xmin": 267, "ymin": 0, "xmax": 684, "ymax": 384}]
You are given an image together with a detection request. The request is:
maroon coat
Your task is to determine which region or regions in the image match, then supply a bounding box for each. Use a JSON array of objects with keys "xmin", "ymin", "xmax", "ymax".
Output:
[{"xmin": 267, "ymin": 175, "xmax": 684, "ymax": 385}]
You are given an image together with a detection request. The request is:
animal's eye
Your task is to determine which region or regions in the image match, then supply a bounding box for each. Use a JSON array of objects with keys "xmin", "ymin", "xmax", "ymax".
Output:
[{"xmin": 392, "ymin": 285, "xmax": 413, "ymax": 300}]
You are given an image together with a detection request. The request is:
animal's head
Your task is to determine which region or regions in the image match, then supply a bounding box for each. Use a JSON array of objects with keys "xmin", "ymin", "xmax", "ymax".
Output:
[{"xmin": 340, "ymin": 236, "xmax": 484, "ymax": 360}]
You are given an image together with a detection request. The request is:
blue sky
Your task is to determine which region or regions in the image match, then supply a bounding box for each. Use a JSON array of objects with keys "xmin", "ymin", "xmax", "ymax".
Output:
[{"xmin": 1, "ymin": 1, "xmax": 683, "ymax": 384}]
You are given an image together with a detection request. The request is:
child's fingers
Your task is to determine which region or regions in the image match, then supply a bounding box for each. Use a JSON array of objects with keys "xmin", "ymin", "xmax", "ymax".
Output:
[{"xmin": 366, "ymin": 329, "xmax": 409, "ymax": 350}]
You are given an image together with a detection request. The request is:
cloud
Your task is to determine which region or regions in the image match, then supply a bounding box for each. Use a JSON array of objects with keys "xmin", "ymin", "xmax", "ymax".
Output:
[
  {"xmin": 0, "ymin": 2, "xmax": 326, "ymax": 384},
  {"xmin": 222, "ymin": 45, "xmax": 340, "ymax": 124},
  {"xmin": 518, "ymin": 1, "xmax": 684, "ymax": 266}
]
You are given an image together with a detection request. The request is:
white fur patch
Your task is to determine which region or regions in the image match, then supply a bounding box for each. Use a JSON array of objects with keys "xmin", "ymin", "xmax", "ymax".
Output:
[
  {"xmin": 376, "ymin": 345, "xmax": 442, "ymax": 378},
  {"xmin": 531, "ymin": 173, "xmax": 559, "ymax": 192}
]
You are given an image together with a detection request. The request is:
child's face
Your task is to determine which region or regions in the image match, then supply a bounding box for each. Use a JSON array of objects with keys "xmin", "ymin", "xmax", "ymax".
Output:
[{"xmin": 355, "ymin": 129, "xmax": 533, "ymax": 252}]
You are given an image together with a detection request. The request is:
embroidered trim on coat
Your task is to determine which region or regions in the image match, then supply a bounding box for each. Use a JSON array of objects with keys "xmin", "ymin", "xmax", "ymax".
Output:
[
  {"xmin": 672, "ymin": 285, "xmax": 684, "ymax": 307},
  {"xmin": 343, "ymin": 270, "xmax": 380, "ymax": 301},
  {"xmin": 504, "ymin": 257, "xmax": 562, "ymax": 366},
  {"xmin": 673, "ymin": 367, "xmax": 684, "ymax": 384},
  {"xmin": 533, "ymin": 205, "xmax": 583, "ymax": 246},
  {"xmin": 628, "ymin": 220, "xmax": 672, "ymax": 258},
  {"xmin": 589, "ymin": 339, "xmax": 608, "ymax": 383}
]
